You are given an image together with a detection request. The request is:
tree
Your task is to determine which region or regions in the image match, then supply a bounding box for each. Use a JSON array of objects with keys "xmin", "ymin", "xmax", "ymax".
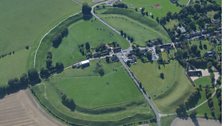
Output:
[
  {"xmin": 105, "ymin": 56, "xmax": 110, "ymax": 63},
  {"xmin": 176, "ymin": 104, "xmax": 188, "ymax": 119},
  {"xmin": 20, "ymin": 73, "xmax": 29, "ymax": 88},
  {"xmin": 82, "ymin": 3, "xmax": 92, "ymax": 20},
  {"xmin": 40, "ymin": 68, "xmax": 50, "ymax": 79},
  {"xmin": 160, "ymin": 73, "xmax": 164, "ymax": 79},
  {"xmin": 85, "ymin": 42, "xmax": 90, "ymax": 51},
  {"xmin": 55, "ymin": 62, "xmax": 64, "ymax": 73},
  {"xmin": 95, "ymin": 63, "xmax": 105, "ymax": 76},
  {"xmin": 52, "ymin": 34, "xmax": 62, "ymax": 48},
  {"xmin": 146, "ymin": 51, "xmax": 152, "ymax": 61},
  {"xmin": 28, "ymin": 69, "xmax": 41, "ymax": 85},
  {"xmin": 46, "ymin": 58, "xmax": 52, "ymax": 70}
]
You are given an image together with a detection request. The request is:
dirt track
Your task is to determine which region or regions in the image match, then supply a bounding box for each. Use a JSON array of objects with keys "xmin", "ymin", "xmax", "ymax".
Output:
[
  {"xmin": 171, "ymin": 117, "xmax": 221, "ymax": 126},
  {"xmin": 0, "ymin": 90, "xmax": 61, "ymax": 126}
]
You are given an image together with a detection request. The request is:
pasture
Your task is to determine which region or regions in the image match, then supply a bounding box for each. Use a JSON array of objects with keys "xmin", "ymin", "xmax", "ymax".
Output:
[
  {"xmin": 31, "ymin": 60, "xmax": 154, "ymax": 125},
  {"xmin": 0, "ymin": 0, "xmax": 86, "ymax": 55},
  {"xmin": 123, "ymin": 0, "xmax": 182, "ymax": 18},
  {"xmin": 100, "ymin": 14, "xmax": 170, "ymax": 45},
  {"xmin": 0, "ymin": 49, "xmax": 29, "ymax": 87},
  {"xmin": 53, "ymin": 60, "xmax": 144, "ymax": 109},
  {"xmin": 50, "ymin": 19, "xmax": 128, "ymax": 67},
  {"xmin": 131, "ymin": 60, "xmax": 194, "ymax": 113}
]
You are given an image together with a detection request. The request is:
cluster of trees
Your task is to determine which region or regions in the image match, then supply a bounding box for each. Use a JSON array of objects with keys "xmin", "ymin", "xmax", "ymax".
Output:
[
  {"xmin": 61, "ymin": 93, "xmax": 76, "ymax": 111},
  {"xmin": 113, "ymin": 2, "xmax": 128, "ymax": 9},
  {"xmin": 0, "ymin": 69, "xmax": 41, "ymax": 98},
  {"xmin": 176, "ymin": 104, "xmax": 188, "ymax": 119},
  {"xmin": 52, "ymin": 28, "xmax": 68, "ymax": 48},
  {"xmin": 94, "ymin": 63, "xmax": 104, "ymax": 76},
  {"xmin": 120, "ymin": 30, "xmax": 134, "ymax": 42},
  {"xmin": 185, "ymin": 89, "xmax": 201, "ymax": 109},
  {"xmin": 82, "ymin": 3, "xmax": 92, "ymax": 20},
  {"xmin": 78, "ymin": 42, "xmax": 92, "ymax": 58},
  {"xmin": 216, "ymin": 89, "xmax": 222, "ymax": 122},
  {"xmin": 40, "ymin": 52, "xmax": 64, "ymax": 80},
  {"xmin": 159, "ymin": 1, "xmax": 221, "ymax": 42}
]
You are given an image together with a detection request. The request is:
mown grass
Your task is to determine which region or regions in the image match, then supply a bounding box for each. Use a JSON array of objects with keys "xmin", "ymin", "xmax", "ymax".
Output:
[
  {"xmin": 50, "ymin": 19, "xmax": 128, "ymax": 67},
  {"xmin": 123, "ymin": 0, "xmax": 182, "ymax": 18},
  {"xmin": 194, "ymin": 93, "xmax": 220, "ymax": 119},
  {"xmin": 0, "ymin": 49, "xmax": 29, "ymax": 86},
  {"xmin": 131, "ymin": 60, "xmax": 194, "ymax": 113},
  {"xmin": 31, "ymin": 60, "xmax": 154, "ymax": 125},
  {"xmin": 194, "ymin": 76, "xmax": 211, "ymax": 87}
]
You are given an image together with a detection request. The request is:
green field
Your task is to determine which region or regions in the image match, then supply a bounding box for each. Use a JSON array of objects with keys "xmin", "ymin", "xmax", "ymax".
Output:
[
  {"xmin": 131, "ymin": 60, "xmax": 194, "ymax": 113},
  {"xmin": 32, "ymin": 60, "xmax": 154, "ymax": 125},
  {"xmin": 0, "ymin": 0, "xmax": 91, "ymax": 87},
  {"xmin": 123, "ymin": 0, "xmax": 182, "ymax": 18},
  {"xmin": 188, "ymin": 40, "xmax": 214, "ymax": 56},
  {"xmin": 0, "ymin": 0, "xmax": 88, "ymax": 55},
  {"xmin": 100, "ymin": 14, "xmax": 170, "ymax": 45},
  {"xmin": 50, "ymin": 19, "xmax": 128, "ymax": 67},
  {"xmin": 194, "ymin": 76, "xmax": 211, "ymax": 87},
  {"xmin": 164, "ymin": 19, "xmax": 179, "ymax": 30},
  {"xmin": 194, "ymin": 89, "xmax": 221, "ymax": 119},
  {"xmin": 177, "ymin": 0, "xmax": 189, "ymax": 5},
  {"xmin": 0, "ymin": 49, "xmax": 29, "ymax": 86}
]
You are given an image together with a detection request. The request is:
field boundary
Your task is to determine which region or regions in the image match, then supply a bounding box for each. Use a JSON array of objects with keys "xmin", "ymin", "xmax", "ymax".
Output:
[{"xmin": 33, "ymin": 11, "xmax": 81, "ymax": 68}]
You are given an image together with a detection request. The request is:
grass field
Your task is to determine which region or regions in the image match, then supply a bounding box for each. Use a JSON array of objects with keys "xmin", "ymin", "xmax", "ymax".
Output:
[
  {"xmin": 0, "ymin": 0, "xmax": 91, "ymax": 87},
  {"xmin": 194, "ymin": 76, "xmax": 211, "ymax": 87},
  {"xmin": 100, "ymin": 14, "xmax": 170, "ymax": 45},
  {"xmin": 177, "ymin": 0, "xmax": 189, "ymax": 5},
  {"xmin": 0, "ymin": 0, "xmax": 87, "ymax": 55},
  {"xmin": 131, "ymin": 60, "xmax": 194, "ymax": 113},
  {"xmin": 123, "ymin": 0, "xmax": 182, "ymax": 18},
  {"xmin": 50, "ymin": 19, "xmax": 128, "ymax": 67},
  {"xmin": 53, "ymin": 60, "xmax": 143, "ymax": 109},
  {"xmin": 0, "ymin": 49, "xmax": 29, "ymax": 86},
  {"xmin": 194, "ymin": 92, "xmax": 220, "ymax": 119},
  {"xmin": 31, "ymin": 60, "xmax": 154, "ymax": 125}
]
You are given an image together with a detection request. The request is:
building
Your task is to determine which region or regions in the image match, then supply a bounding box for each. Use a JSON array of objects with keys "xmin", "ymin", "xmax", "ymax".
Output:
[
  {"xmin": 187, "ymin": 70, "xmax": 202, "ymax": 77},
  {"xmin": 79, "ymin": 60, "xmax": 90, "ymax": 68}
]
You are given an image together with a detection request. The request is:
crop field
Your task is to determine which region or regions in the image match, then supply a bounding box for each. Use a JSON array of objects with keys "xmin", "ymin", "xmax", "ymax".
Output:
[
  {"xmin": 32, "ymin": 60, "xmax": 154, "ymax": 125},
  {"xmin": 100, "ymin": 14, "xmax": 170, "ymax": 45},
  {"xmin": 123, "ymin": 0, "xmax": 182, "ymax": 18},
  {"xmin": 0, "ymin": 49, "xmax": 29, "ymax": 86},
  {"xmin": 0, "ymin": 90, "xmax": 60, "ymax": 126},
  {"xmin": 50, "ymin": 19, "xmax": 128, "ymax": 67},
  {"xmin": 131, "ymin": 60, "xmax": 194, "ymax": 113}
]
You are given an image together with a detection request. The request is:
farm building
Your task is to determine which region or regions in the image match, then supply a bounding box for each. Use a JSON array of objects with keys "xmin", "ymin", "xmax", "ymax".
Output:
[
  {"xmin": 79, "ymin": 60, "xmax": 90, "ymax": 68},
  {"xmin": 187, "ymin": 70, "xmax": 202, "ymax": 77}
]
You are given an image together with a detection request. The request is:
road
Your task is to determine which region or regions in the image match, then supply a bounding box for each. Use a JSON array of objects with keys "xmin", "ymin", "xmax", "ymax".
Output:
[{"xmin": 116, "ymin": 52, "xmax": 161, "ymax": 126}]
